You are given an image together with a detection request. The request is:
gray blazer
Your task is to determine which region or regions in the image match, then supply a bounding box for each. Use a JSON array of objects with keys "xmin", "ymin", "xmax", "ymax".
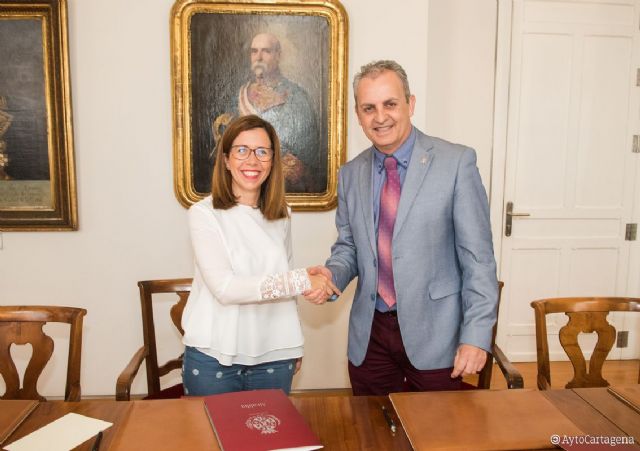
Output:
[{"xmin": 326, "ymin": 129, "xmax": 498, "ymax": 369}]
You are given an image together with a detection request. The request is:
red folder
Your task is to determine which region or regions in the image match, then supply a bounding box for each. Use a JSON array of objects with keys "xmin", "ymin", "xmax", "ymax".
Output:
[{"xmin": 203, "ymin": 389, "xmax": 322, "ymax": 451}]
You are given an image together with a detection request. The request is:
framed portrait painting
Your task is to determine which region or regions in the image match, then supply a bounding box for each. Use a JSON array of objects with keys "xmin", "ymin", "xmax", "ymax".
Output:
[
  {"xmin": 171, "ymin": 0, "xmax": 348, "ymax": 211},
  {"xmin": 0, "ymin": 0, "xmax": 77, "ymax": 230}
]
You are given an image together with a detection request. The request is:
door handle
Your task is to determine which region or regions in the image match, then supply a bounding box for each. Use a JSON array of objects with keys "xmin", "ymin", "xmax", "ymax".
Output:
[{"xmin": 505, "ymin": 201, "xmax": 530, "ymax": 237}]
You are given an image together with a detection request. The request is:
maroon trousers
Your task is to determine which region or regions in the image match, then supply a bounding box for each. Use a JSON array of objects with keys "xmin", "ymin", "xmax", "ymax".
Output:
[{"xmin": 348, "ymin": 310, "xmax": 464, "ymax": 396}]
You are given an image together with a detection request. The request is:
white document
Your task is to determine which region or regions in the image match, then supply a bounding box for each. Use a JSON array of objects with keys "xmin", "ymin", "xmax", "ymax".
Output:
[{"xmin": 5, "ymin": 412, "xmax": 112, "ymax": 451}]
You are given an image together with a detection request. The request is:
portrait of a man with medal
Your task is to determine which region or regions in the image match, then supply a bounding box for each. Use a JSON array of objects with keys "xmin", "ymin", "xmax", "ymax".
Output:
[{"xmin": 171, "ymin": 0, "xmax": 348, "ymax": 212}]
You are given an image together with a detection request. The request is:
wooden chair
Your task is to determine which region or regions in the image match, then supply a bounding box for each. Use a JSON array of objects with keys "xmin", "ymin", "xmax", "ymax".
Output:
[
  {"xmin": 116, "ymin": 278, "xmax": 192, "ymax": 401},
  {"xmin": 0, "ymin": 306, "xmax": 87, "ymax": 401},
  {"xmin": 530, "ymin": 297, "xmax": 640, "ymax": 390},
  {"xmin": 475, "ymin": 281, "xmax": 524, "ymax": 389}
]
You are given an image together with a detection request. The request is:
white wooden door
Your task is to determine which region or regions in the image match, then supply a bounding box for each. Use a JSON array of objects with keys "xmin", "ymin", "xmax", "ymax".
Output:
[{"xmin": 497, "ymin": 0, "xmax": 640, "ymax": 361}]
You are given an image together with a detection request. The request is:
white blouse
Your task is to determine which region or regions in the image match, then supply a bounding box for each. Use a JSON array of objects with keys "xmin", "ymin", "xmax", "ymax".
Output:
[{"xmin": 182, "ymin": 197, "xmax": 309, "ymax": 366}]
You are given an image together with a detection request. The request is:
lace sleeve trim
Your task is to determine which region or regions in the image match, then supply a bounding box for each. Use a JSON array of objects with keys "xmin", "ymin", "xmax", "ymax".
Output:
[{"xmin": 260, "ymin": 268, "xmax": 311, "ymax": 300}]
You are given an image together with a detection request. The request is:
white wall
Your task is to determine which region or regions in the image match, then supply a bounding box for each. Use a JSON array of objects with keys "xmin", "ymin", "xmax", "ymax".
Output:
[
  {"xmin": 426, "ymin": 0, "xmax": 498, "ymax": 192},
  {"xmin": 0, "ymin": 0, "xmax": 498, "ymax": 397}
]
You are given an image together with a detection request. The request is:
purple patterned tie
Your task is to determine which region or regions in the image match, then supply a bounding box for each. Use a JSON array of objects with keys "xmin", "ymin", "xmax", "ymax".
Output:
[{"xmin": 377, "ymin": 157, "xmax": 401, "ymax": 308}]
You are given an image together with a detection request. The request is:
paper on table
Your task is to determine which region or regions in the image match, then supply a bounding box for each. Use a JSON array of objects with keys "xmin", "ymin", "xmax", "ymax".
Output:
[{"xmin": 5, "ymin": 413, "xmax": 112, "ymax": 451}]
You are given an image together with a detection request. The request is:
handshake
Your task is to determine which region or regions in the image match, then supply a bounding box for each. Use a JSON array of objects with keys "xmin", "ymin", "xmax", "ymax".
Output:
[{"xmin": 303, "ymin": 266, "xmax": 341, "ymax": 304}]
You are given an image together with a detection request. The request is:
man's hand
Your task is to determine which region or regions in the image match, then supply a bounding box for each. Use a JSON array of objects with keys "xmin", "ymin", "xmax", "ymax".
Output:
[
  {"xmin": 308, "ymin": 265, "xmax": 333, "ymax": 280},
  {"xmin": 451, "ymin": 344, "xmax": 487, "ymax": 378},
  {"xmin": 303, "ymin": 266, "xmax": 340, "ymax": 304}
]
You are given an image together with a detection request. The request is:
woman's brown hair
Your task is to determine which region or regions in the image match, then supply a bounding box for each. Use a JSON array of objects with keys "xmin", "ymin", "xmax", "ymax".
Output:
[{"xmin": 211, "ymin": 115, "xmax": 288, "ymax": 220}]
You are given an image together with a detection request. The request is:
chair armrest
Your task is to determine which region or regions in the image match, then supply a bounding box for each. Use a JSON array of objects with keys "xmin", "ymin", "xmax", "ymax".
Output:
[
  {"xmin": 158, "ymin": 355, "xmax": 183, "ymax": 377},
  {"xmin": 116, "ymin": 346, "xmax": 148, "ymax": 401},
  {"xmin": 492, "ymin": 343, "xmax": 524, "ymax": 389}
]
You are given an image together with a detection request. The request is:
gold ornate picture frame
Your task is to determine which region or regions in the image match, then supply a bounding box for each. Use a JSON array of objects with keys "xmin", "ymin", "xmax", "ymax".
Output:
[
  {"xmin": 0, "ymin": 0, "xmax": 77, "ymax": 230},
  {"xmin": 171, "ymin": 0, "xmax": 348, "ymax": 211}
]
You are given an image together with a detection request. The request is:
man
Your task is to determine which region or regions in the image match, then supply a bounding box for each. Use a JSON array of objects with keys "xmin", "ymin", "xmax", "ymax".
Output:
[
  {"xmin": 215, "ymin": 32, "xmax": 323, "ymax": 192},
  {"xmin": 308, "ymin": 60, "xmax": 498, "ymax": 395}
]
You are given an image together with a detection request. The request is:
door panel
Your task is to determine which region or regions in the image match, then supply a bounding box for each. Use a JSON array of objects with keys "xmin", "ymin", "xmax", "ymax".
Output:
[
  {"xmin": 515, "ymin": 33, "xmax": 572, "ymax": 208},
  {"xmin": 498, "ymin": 0, "xmax": 639, "ymax": 361},
  {"xmin": 576, "ymin": 36, "xmax": 632, "ymax": 208}
]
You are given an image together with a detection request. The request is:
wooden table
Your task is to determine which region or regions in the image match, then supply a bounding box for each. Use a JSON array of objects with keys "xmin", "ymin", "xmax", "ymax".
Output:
[
  {"xmin": 291, "ymin": 395, "xmax": 411, "ymax": 451},
  {"xmin": 572, "ymin": 387, "xmax": 640, "ymax": 441},
  {"xmin": 3, "ymin": 396, "xmax": 409, "ymax": 451},
  {"xmin": 535, "ymin": 389, "xmax": 639, "ymax": 450},
  {"xmin": 3, "ymin": 387, "xmax": 638, "ymax": 450},
  {"xmin": 2, "ymin": 400, "xmax": 132, "ymax": 450}
]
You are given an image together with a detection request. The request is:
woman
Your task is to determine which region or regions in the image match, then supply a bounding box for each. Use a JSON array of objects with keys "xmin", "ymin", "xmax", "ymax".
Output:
[{"xmin": 182, "ymin": 114, "xmax": 336, "ymax": 396}]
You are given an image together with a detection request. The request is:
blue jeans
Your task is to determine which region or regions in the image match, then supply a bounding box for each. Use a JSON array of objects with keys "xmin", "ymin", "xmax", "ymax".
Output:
[{"xmin": 183, "ymin": 346, "xmax": 296, "ymax": 396}]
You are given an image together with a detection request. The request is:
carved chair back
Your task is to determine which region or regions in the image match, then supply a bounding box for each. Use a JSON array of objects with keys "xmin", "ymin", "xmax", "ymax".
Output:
[
  {"xmin": 140, "ymin": 278, "xmax": 191, "ymax": 396},
  {"xmin": 116, "ymin": 278, "xmax": 192, "ymax": 400},
  {"xmin": 530, "ymin": 297, "xmax": 640, "ymax": 390},
  {"xmin": 0, "ymin": 306, "xmax": 87, "ymax": 401}
]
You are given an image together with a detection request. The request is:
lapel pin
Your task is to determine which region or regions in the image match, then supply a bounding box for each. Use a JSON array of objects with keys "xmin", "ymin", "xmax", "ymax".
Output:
[{"xmin": 421, "ymin": 157, "xmax": 427, "ymax": 165}]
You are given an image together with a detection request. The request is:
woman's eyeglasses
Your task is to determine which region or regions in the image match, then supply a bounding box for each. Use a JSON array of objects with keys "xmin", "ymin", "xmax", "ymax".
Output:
[{"xmin": 229, "ymin": 145, "xmax": 273, "ymax": 162}]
